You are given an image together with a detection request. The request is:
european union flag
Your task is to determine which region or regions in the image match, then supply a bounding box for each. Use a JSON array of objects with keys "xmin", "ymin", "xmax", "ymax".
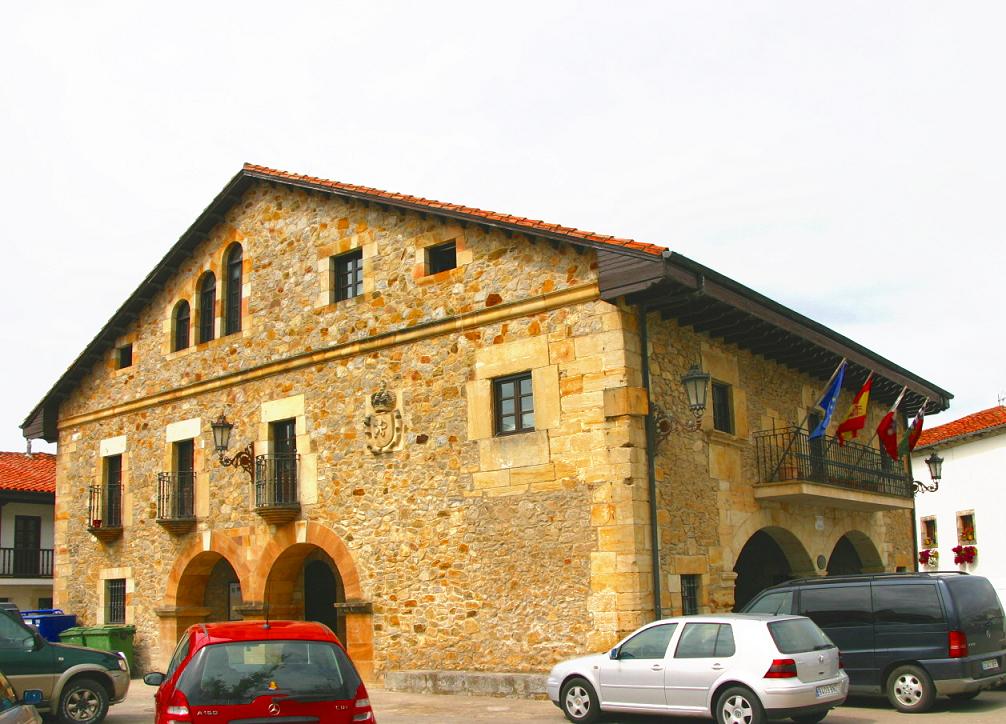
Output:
[{"xmin": 809, "ymin": 361, "xmax": 847, "ymax": 439}]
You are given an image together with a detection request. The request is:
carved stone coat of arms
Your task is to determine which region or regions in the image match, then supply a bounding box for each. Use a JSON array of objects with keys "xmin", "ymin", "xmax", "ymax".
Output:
[{"xmin": 364, "ymin": 384, "xmax": 404, "ymax": 454}]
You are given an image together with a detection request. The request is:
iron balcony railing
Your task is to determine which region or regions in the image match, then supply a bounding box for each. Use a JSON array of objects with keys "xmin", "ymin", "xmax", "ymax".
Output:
[
  {"xmin": 0, "ymin": 548, "xmax": 54, "ymax": 578},
  {"xmin": 754, "ymin": 426, "xmax": 913, "ymax": 498},
  {"xmin": 156, "ymin": 472, "xmax": 195, "ymax": 521},
  {"xmin": 254, "ymin": 453, "xmax": 300, "ymax": 508},
  {"xmin": 88, "ymin": 483, "xmax": 123, "ymax": 528}
]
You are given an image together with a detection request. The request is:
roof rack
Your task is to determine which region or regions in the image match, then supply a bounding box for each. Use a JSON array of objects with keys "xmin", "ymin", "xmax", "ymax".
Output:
[{"xmin": 772, "ymin": 571, "xmax": 970, "ymax": 587}]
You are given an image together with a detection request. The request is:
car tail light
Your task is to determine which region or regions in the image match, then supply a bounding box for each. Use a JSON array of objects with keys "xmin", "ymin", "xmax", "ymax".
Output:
[
  {"xmin": 949, "ymin": 630, "xmax": 968, "ymax": 658},
  {"xmin": 839, "ymin": 652, "xmax": 844, "ymax": 669},
  {"xmin": 165, "ymin": 687, "xmax": 192, "ymax": 723},
  {"xmin": 765, "ymin": 658, "xmax": 798, "ymax": 678},
  {"xmin": 352, "ymin": 696, "xmax": 374, "ymax": 721}
]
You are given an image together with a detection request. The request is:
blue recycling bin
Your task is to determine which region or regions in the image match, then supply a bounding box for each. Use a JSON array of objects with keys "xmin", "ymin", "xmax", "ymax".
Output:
[{"xmin": 20, "ymin": 609, "xmax": 77, "ymax": 642}]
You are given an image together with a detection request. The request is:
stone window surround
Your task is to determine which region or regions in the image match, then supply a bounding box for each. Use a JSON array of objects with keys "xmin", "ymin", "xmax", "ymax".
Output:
[
  {"xmin": 109, "ymin": 333, "xmax": 138, "ymax": 377},
  {"xmin": 258, "ymin": 394, "xmax": 318, "ymax": 506},
  {"xmin": 165, "ymin": 417, "xmax": 208, "ymax": 519},
  {"xmin": 316, "ymin": 231, "xmax": 377, "ymax": 309},
  {"xmin": 97, "ymin": 567, "xmax": 133, "ymax": 625},
  {"xmin": 164, "ymin": 240, "xmax": 253, "ymax": 358},
  {"xmin": 466, "ymin": 336, "xmax": 560, "ymax": 495},
  {"xmin": 412, "ymin": 225, "xmax": 473, "ymax": 284},
  {"xmin": 956, "ymin": 510, "xmax": 976, "ymax": 544},
  {"xmin": 920, "ymin": 515, "xmax": 937, "ymax": 548},
  {"xmin": 97, "ymin": 435, "xmax": 132, "ymax": 529},
  {"xmin": 699, "ymin": 346, "xmax": 748, "ymax": 439}
]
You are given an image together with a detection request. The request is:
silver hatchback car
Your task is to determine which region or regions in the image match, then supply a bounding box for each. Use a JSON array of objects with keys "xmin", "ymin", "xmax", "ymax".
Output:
[{"xmin": 547, "ymin": 613, "xmax": 848, "ymax": 724}]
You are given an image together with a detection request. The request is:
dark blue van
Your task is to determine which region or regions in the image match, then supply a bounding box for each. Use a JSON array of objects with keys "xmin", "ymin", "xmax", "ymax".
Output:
[{"xmin": 742, "ymin": 572, "xmax": 1006, "ymax": 712}]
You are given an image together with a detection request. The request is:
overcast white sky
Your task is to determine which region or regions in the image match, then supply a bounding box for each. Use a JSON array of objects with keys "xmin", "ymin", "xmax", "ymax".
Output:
[{"xmin": 2, "ymin": 1, "xmax": 1002, "ymax": 454}]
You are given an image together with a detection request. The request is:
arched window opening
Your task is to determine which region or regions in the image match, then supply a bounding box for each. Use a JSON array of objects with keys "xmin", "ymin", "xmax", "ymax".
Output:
[
  {"xmin": 198, "ymin": 272, "xmax": 216, "ymax": 344},
  {"xmin": 173, "ymin": 300, "xmax": 190, "ymax": 351},
  {"xmin": 224, "ymin": 245, "xmax": 243, "ymax": 335}
]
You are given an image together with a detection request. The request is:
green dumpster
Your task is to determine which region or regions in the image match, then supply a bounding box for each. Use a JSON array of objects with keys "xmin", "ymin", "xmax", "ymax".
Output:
[
  {"xmin": 60, "ymin": 625, "xmax": 137, "ymax": 675},
  {"xmin": 58, "ymin": 626, "xmax": 88, "ymax": 646}
]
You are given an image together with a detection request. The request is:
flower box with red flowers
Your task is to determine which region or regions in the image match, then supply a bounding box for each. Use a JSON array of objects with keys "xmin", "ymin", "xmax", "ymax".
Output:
[
  {"xmin": 918, "ymin": 548, "xmax": 939, "ymax": 567},
  {"xmin": 952, "ymin": 545, "xmax": 977, "ymax": 565}
]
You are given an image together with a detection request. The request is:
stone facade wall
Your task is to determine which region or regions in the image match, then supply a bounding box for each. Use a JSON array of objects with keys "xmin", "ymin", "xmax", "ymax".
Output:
[
  {"xmin": 53, "ymin": 182, "xmax": 648, "ymax": 676},
  {"xmin": 646, "ymin": 314, "xmax": 915, "ymax": 614}
]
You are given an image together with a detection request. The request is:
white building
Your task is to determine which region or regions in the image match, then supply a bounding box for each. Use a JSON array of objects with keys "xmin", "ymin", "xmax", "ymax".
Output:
[
  {"xmin": 912, "ymin": 406, "xmax": 1006, "ymax": 602},
  {"xmin": 0, "ymin": 452, "xmax": 55, "ymax": 611}
]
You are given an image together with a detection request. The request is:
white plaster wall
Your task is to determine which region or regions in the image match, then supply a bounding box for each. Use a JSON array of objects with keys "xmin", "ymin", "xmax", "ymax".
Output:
[
  {"xmin": 912, "ymin": 430, "xmax": 1006, "ymax": 603},
  {"xmin": 0, "ymin": 502, "xmax": 56, "ymax": 548}
]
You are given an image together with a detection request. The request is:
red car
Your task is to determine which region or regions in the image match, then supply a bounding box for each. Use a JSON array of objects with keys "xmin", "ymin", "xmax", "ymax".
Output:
[{"xmin": 143, "ymin": 620, "xmax": 375, "ymax": 723}]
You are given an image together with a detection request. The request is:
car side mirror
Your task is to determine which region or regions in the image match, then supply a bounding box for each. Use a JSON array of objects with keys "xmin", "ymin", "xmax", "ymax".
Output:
[
  {"xmin": 21, "ymin": 636, "xmax": 37, "ymax": 653},
  {"xmin": 21, "ymin": 690, "xmax": 42, "ymax": 705},
  {"xmin": 609, "ymin": 646, "xmax": 619, "ymax": 660},
  {"xmin": 143, "ymin": 672, "xmax": 166, "ymax": 687}
]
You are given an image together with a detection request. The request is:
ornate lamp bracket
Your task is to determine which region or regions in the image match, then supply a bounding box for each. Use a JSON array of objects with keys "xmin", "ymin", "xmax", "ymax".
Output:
[
  {"xmin": 220, "ymin": 443, "xmax": 256, "ymax": 481},
  {"xmin": 651, "ymin": 403, "xmax": 701, "ymax": 447},
  {"xmin": 912, "ymin": 478, "xmax": 939, "ymax": 495}
]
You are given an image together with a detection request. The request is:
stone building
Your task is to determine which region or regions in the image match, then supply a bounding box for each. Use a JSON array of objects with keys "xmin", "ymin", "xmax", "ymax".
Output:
[{"xmin": 22, "ymin": 164, "xmax": 950, "ymax": 681}]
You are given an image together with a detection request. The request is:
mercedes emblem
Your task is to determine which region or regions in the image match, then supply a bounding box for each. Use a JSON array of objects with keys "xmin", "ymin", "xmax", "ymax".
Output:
[{"xmin": 268, "ymin": 702, "xmax": 281, "ymax": 716}]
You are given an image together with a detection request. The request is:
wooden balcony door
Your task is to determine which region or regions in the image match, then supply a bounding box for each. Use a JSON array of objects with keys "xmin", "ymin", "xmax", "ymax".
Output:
[{"xmin": 13, "ymin": 516, "xmax": 41, "ymax": 576}]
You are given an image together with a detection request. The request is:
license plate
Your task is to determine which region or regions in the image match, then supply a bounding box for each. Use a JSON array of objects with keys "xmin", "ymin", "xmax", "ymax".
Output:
[
  {"xmin": 981, "ymin": 658, "xmax": 999, "ymax": 671},
  {"xmin": 816, "ymin": 684, "xmax": 840, "ymax": 697}
]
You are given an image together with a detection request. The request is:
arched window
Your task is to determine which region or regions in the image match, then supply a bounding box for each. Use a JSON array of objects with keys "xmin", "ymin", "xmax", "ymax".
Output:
[
  {"xmin": 173, "ymin": 300, "xmax": 190, "ymax": 351},
  {"xmin": 224, "ymin": 244, "xmax": 243, "ymax": 335},
  {"xmin": 198, "ymin": 272, "xmax": 216, "ymax": 344}
]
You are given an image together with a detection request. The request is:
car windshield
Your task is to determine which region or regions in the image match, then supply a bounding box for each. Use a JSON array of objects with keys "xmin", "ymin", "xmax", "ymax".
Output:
[
  {"xmin": 767, "ymin": 618, "xmax": 835, "ymax": 654},
  {"xmin": 176, "ymin": 639, "xmax": 361, "ymax": 706}
]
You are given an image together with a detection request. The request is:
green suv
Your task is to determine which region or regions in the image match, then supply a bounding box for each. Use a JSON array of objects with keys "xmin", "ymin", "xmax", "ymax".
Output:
[{"xmin": 0, "ymin": 610, "xmax": 129, "ymax": 724}]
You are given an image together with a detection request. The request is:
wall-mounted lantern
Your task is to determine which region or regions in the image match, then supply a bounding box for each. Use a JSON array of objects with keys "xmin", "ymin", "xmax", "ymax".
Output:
[{"xmin": 211, "ymin": 412, "xmax": 255, "ymax": 481}]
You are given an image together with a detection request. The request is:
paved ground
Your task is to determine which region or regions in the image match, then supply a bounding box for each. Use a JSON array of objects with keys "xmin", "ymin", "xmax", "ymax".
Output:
[{"xmin": 104, "ymin": 682, "xmax": 1006, "ymax": 723}]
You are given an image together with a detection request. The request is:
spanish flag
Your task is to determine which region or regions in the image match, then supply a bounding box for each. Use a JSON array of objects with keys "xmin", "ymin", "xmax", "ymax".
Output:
[{"xmin": 835, "ymin": 373, "xmax": 873, "ymax": 446}]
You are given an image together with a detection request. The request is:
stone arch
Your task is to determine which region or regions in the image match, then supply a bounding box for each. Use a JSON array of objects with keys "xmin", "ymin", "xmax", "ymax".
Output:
[
  {"xmin": 155, "ymin": 533, "xmax": 252, "ymax": 670},
  {"xmin": 732, "ymin": 526, "xmax": 815, "ymax": 611},
  {"xmin": 250, "ymin": 521, "xmax": 373, "ymax": 681},
  {"xmin": 828, "ymin": 529, "xmax": 884, "ymax": 575}
]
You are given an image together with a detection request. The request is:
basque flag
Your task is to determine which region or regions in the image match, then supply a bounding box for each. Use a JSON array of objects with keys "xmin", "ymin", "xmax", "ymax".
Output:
[{"xmin": 809, "ymin": 360, "xmax": 847, "ymax": 440}]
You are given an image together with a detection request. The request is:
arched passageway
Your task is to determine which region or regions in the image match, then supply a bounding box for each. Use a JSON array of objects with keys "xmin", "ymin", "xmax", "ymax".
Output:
[
  {"xmin": 733, "ymin": 527, "xmax": 813, "ymax": 611},
  {"xmin": 264, "ymin": 544, "xmax": 347, "ymax": 642},
  {"xmin": 828, "ymin": 530, "xmax": 884, "ymax": 575}
]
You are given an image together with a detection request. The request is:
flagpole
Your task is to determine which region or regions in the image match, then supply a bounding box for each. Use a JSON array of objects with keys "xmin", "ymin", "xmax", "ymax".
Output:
[{"xmin": 769, "ymin": 357, "xmax": 847, "ymax": 480}]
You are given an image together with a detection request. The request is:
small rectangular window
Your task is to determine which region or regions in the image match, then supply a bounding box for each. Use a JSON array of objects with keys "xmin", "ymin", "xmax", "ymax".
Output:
[
  {"xmin": 331, "ymin": 250, "xmax": 364, "ymax": 302},
  {"xmin": 116, "ymin": 344, "xmax": 133, "ymax": 369},
  {"xmin": 712, "ymin": 382, "xmax": 733, "ymax": 434},
  {"xmin": 957, "ymin": 512, "xmax": 976, "ymax": 543},
  {"xmin": 921, "ymin": 517, "xmax": 937, "ymax": 547},
  {"xmin": 681, "ymin": 574, "xmax": 701, "ymax": 615},
  {"xmin": 493, "ymin": 372, "xmax": 534, "ymax": 435},
  {"xmin": 426, "ymin": 241, "xmax": 457, "ymax": 275},
  {"xmin": 106, "ymin": 579, "xmax": 126, "ymax": 624}
]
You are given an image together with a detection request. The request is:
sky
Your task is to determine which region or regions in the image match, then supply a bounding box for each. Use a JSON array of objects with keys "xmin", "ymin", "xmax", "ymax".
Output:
[{"xmin": 2, "ymin": 1, "xmax": 1003, "ymax": 454}]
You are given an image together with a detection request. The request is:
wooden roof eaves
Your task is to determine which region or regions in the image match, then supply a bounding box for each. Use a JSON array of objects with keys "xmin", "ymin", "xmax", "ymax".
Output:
[{"xmin": 626, "ymin": 252, "xmax": 953, "ymax": 414}]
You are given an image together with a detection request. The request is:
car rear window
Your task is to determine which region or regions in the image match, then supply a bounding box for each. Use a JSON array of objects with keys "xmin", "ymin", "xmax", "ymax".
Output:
[
  {"xmin": 177, "ymin": 639, "xmax": 362, "ymax": 706},
  {"xmin": 944, "ymin": 576, "xmax": 1005, "ymax": 625},
  {"xmin": 744, "ymin": 590, "xmax": 794, "ymax": 615},
  {"xmin": 768, "ymin": 618, "xmax": 835, "ymax": 654}
]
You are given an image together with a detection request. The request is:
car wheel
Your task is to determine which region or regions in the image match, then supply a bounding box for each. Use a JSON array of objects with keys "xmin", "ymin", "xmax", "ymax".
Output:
[
  {"xmin": 560, "ymin": 677, "xmax": 601, "ymax": 724},
  {"xmin": 886, "ymin": 664, "xmax": 936, "ymax": 713},
  {"xmin": 715, "ymin": 686, "xmax": 765, "ymax": 724},
  {"xmin": 947, "ymin": 690, "xmax": 981, "ymax": 702},
  {"xmin": 791, "ymin": 713, "xmax": 828, "ymax": 723},
  {"xmin": 58, "ymin": 677, "xmax": 109, "ymax": 724}
]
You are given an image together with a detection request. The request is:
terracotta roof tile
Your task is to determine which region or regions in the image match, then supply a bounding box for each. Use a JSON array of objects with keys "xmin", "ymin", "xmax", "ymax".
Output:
[
  {"xmin": 916, "ymin": 406, "xmax": 1006, "ymax": 448},
  {"xmin": 0, "ymin": 452, "xmax": 55, "ymax": 494},
  {"xmin": 243, "ymin": 163, "xmax": 668, "ymax": 256}
]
